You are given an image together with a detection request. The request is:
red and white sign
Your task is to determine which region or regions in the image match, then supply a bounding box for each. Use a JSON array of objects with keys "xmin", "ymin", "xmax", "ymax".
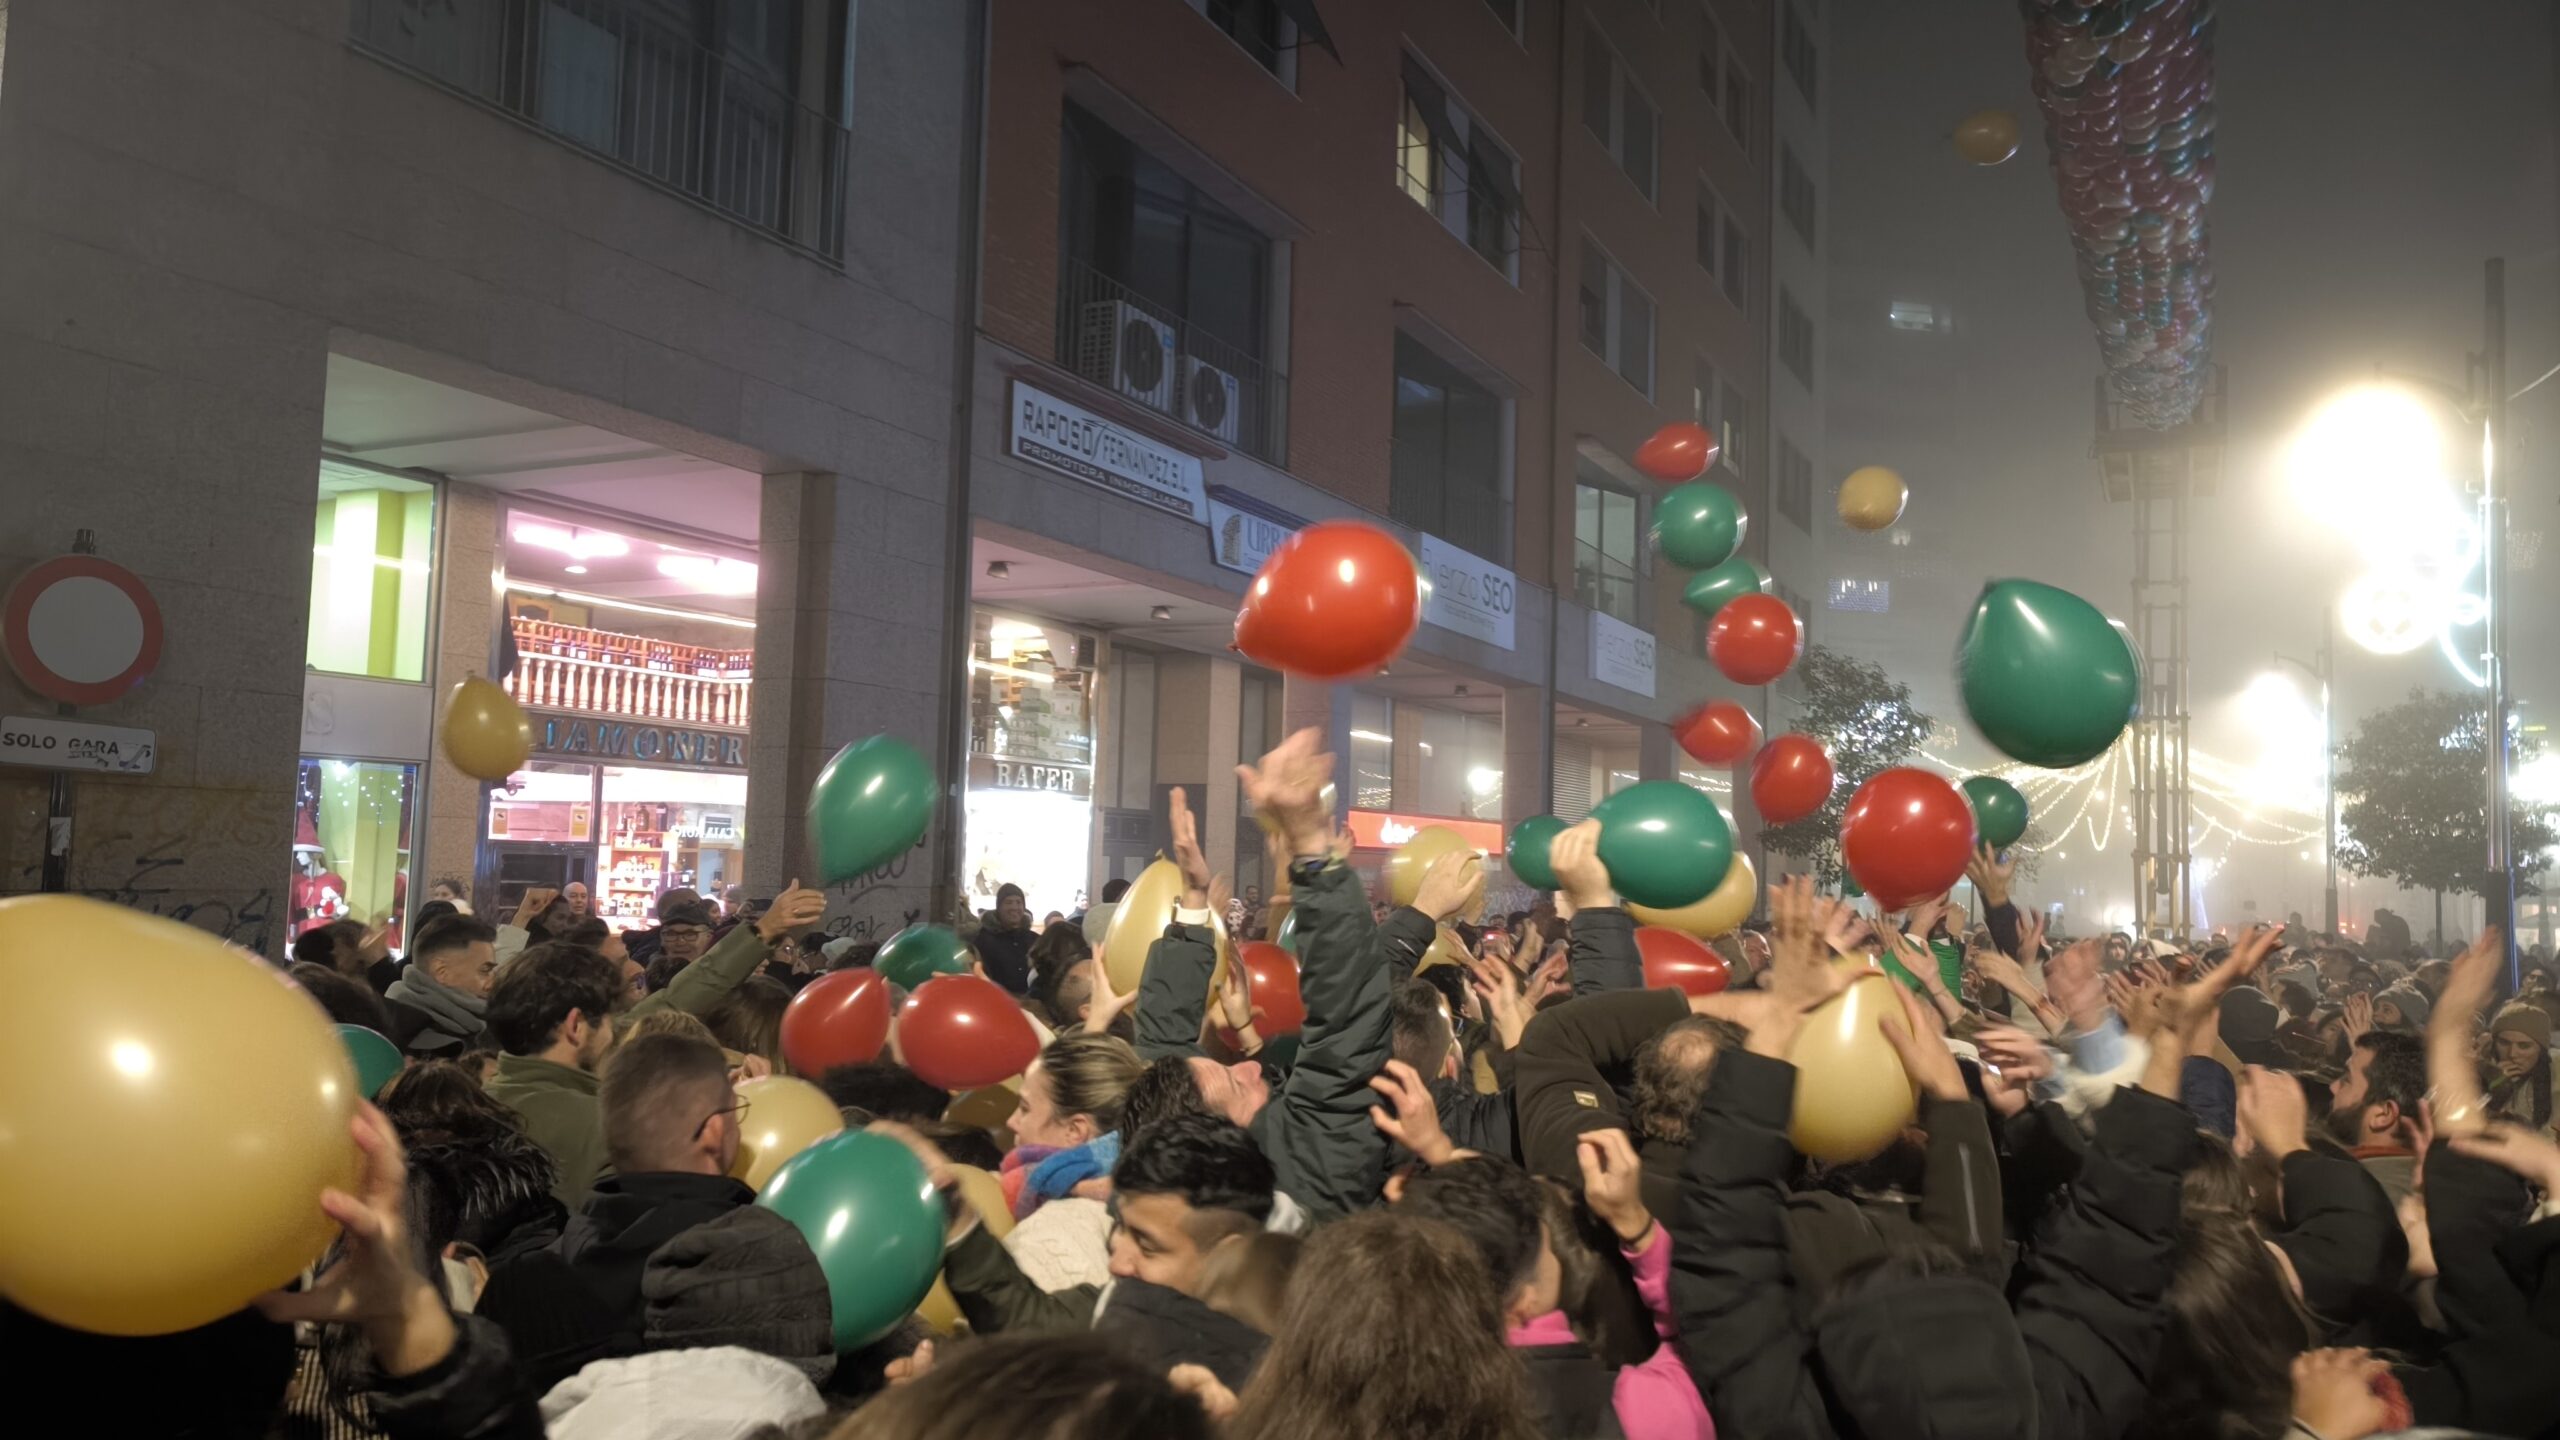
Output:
[
  {"xmin": 1344, "ymin": 810, "xmax": 1506, "ymax": 854},
  {"xmin": 3, "ymin": 555, "xmax": 164, "ymax": 706}
]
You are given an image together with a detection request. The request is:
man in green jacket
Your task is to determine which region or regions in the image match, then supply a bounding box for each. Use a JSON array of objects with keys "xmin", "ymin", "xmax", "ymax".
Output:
[{"xmin": 486, "ymin": 879, "xmax": 825, "ymax": 1206}]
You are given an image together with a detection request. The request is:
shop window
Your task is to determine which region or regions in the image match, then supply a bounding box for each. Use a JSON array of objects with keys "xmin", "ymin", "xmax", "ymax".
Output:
[
  {"xmin": 1574, "ymin": 460, "xmax": 1645, "ymax": 626},
  {"xmin": 1351, "ymin": 691, "xmax": 1394, "ymax": 810},
  {"xmin": 1409, "ymin": 703, "xmax": 1504, "ymax": 822},
  {"xmin": 599, "ymin": 766, "xmax": 748, "ymax": 921},
  {"xmin": 292, "ymin": 758, "xmax": 418, "ymax": 943},
  {"xmin": 1390, "ymin": 330, "xmax": 1512, "ymax": 564},
  {"xmin": 966, "ymin": 611, "xmax": 1098, "ymax": 918},
  {"xmin": 309, "ymin": 470, "xmax": 436, "ymax": 683}
]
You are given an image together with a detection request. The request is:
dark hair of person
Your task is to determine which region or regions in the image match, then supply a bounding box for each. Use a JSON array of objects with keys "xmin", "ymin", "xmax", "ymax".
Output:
[
  {"xmin": 2349, "ymin": 1031, "xmax": 2427, "ymax": 1121},
  {"xmin": 2274, "ymin": 980, "xmax": 2319, "ymax": 1022},
  {"xmin": 1030, "ymin": 925, "xmax": 1094, "ymax": 1008},
  {"xmin": 380, "ymin": 1060, "xmax": 524, "ymax": 1144},
  {"xmin": 1390, "ymin": 978, "xmax": 1454, "ymax": 1079},
  {"xmin": 597, "ymin": 1032, "xmax": 732, "ymax": 1172},
  {"xmin": 485, "ymin": 941, "xmax": 625, "ymax": 1055},
  {"xmin": 914, "ymin": 1119, "xmax": 1006, "ymax": 1173},
  {"xmin": 1225, "ymin": 1210, "xmax": 1541, "ymax": 1440},
  {"xmin": 2488, "ymin": 1044, "xmax": 2556, "ymax": 1129},
  {"xmin": 1115, "ymin": 1109, "xmax": 1275, "ymax": 1223},
  {"xmin": 431, "ymin": 875, "xmax": 471, "ymax": 898},
  {"xmin": 997, "ymin": 883, "xmax": 1026, "ymax": 904},
  {"xmin": 2127, "ymin": 1214, "xmax": 2313, "ymax": 1440},
  {"xmin": 826, "ymin": 940, "xmax": 881, "ymax": 973},
  {"xmin": 1630, "ymin": 1014, "xmax": 1744, "ymax": 1145},
  {"xmin": 815, "ymin": 1062, "xmax": 951, "ymax": 1125},
  {"xmin": 825, "ymin": 1332, "xmax": 1211, "ymax": 1440},
  {"xmin": 1101, "ymin": 878, "xmax": 1131, "ymax": 904},
  {"xmin": 290, "ymin": 960, "xmax": 393, "ymax": 1034},
  {"xmin": 556, "ymin": 916, "xmax": 611, "ymax": 950},
  {"xmin": 703, "ymin": 975, "xmax": 793, "ymax": 1072},
  {"xmin": 1198, "ymin": 1231, "xmax": 1302, "ymax": 1336},
  {"xmin": 292, "ymin": 919, "xmax": 367, "ymax": 972},
  {"xmin": 1396, "ymin": 1156, "xmax": 1547, "ymax": 1306},
  {"xmin": 407, "ymin": 898, "xmax": 459, "ymax": 950},
  {"xmin": 411, "ymin": 912, "xmax": 498, "ymax": 965},
  {"xmin": 1117, "ymin": 1055, "xmax": 1214, "ymax": 1139}
]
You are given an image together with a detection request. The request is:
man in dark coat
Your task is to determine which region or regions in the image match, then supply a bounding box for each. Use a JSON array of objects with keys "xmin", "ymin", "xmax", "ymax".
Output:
[{"xmin": 383, "ymin": 913, "xmax": 500, "ymax": 1059}]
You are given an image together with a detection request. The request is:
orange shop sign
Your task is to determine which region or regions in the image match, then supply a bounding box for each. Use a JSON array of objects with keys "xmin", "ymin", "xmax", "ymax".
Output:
[{"xmin": 1344, "ymin": 811, "xmax": 1505, "ymax": 853}]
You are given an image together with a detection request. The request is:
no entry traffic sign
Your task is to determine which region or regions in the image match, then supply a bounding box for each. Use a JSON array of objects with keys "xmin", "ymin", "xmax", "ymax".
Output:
[{"xmin": 3, "ymin": 554, "xmax": 164, "ymax": 706}]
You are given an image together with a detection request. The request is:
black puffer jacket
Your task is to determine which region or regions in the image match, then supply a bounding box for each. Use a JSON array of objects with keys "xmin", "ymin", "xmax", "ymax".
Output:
[
  {"xmin": 1099, "ymin": 1278, "xmax": 1269, "ymax": 1392},
  {"xmin": 2395, "ymin": 1138, "xmax": 2560, "ymax": 1436}
]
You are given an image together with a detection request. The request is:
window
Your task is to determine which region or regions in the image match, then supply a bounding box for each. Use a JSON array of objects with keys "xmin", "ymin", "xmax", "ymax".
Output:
[
  {"xmin": 1691, "ymin": 356, "xmax": 1718, "ymax": 430},
  {"xmin": 1778, "ymin": 287, "xmax": 1815, "ymax": 387},
  {"xmin": 1188, "ymin": 0, "xmax": 1292, "ymax": 79},
  {"xmin": 1781, "ymin": 3, "xmax": 1818, "ymax": 107},
  {"xmin": 1060, "ymin": 103, "xmax": 1280, "ymax": 457},
  {"xmin": 309, "ymin": 468, "xmax": 437, "ymax": 682},
  {"xmin": 1351, "ymin": 692, "xmax": 1395, "ymax": 810},
  {"xmin": 1411, "ymin": 704, "xmax": 1506, "ymax": 821},
  {"xmin": 1720, "ymin": 212, "xmax": 1748, "ymax": 308},
  {"xmin": 1779, "ymin": 144, "xmax": 1817, "ymax": 246},
  {"xmin": 1723, "ymin": 64, "xmax": 1752, "ymax": 152},
  {"xmin": 1582, "ymin": 24, "xmax": 1658, "ymax": 200},
  {"xmin": 1398, "ymin": 56, "xmax": 1522, "ymax": 277},
  {"xmin": 1775, "ymin": 582, "xmax": 1813, "ymax": 647},
  {"xmin": 1776, "ymin": 433, "xmax": 1814, "ymax": 532},
  {"xmin": 1579, "ymin": 242, "xmax": 1655, "ymax": 396},
  {"xmin": 1391, "ymin": 331, "xmax": 1512, "ymax": 564},
  {"xmin": 1720, "ymin": 380, "xmax": 1747, "ymax": 477},
  {"xmin": 1698, "ymin": 5, "xmax": 1722, "ymax": 104},
  {"xmin": 1694, "ymin": 186, "xmax": 1720, "ymax": 277},
  {"xmin": 1827, "ymin": 577, "xmax": 1892, "ymax": 613},
  {"xmin": 1483, "ymin": 0, "xmax": 1522, "ymax": 36},
  {"xmin": 292, "ymin": 759, "xmax": 419, "ymax": 947},
  {"xmin": 1575, "ymin": 460, "xmax": 1646, "ymax": 625},
  {"xmin": 1888, "ymin": 301, "xmax": 1944, "ymax": 332}
]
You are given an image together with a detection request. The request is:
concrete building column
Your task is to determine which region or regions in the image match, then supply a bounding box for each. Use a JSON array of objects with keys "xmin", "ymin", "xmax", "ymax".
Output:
[
  {"xmin": 424, "ymin": 484, "xmax": 502, "ymax": 907},
  {"xmin": 1151, "ymin": 654, "xmax": 1243, "ymax": 880},
  {"xmin": 1391, "ymin": 705, "xmax": 1424, "ymax": 811},
  {"xmin": 1501, "ymin": 685, "xmax": 1552, "ymax": 830},
  {"xmin": 747, "ymin": 471, "xmax": 948, "ymax": 934},
  {"xmin": 1279, "ymin": 675, "xmax": 1356, "ymax": 828},
  {"xmin": 1639, "ymin": 724, "xmax": 1679, "ymax": 784}
]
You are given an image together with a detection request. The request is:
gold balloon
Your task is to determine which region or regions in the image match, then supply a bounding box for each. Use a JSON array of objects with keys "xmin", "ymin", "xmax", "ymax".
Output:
[
  {"xmin": 440, "ymin": 674, "xmax": 532, "ymax": 781},
  {"xmin": 1096, "ymin": 855, "xmax": 1232, "ymax": 996},
  {"xmin": 1952, "ymin": 109, "xmax": 2020, "ymax": 166},
  {"xmin": 728, "ymin": 1075, "xmax": 845, "ymax": 1192},
  {"xmin": 1836, "ymin": 467, "xmax": 1909, "ymax": 532},
  {"xmin": 916, "ymin": 1165, "xmax": 1016, "ymax": 1334},
  {"xmin": 1418, "ymin": 926, "xmax": 1470, "ymax": 973},
  {"xmin": 944, "ymin": 1075, "xmax": 1024, "ymax": 1137},
  {"xmin": 1389, "ymin": 824, "xmax": 1479, "ymax": 911},
  {"xmin": 0, "ymin": 895, "xmax": 362, "ymax": 1334},
  {"xmin": 1627, "ymin": 851, "xmax": 1757, "ymax": 938},
  {"xmin": 1785, "ymin": 971, "xmax": 1918, "ymax": 1163}
]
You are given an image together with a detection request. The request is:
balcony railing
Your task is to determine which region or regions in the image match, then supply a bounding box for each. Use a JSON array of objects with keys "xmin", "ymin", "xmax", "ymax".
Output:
[
  {"xmin": 504, "ymin": 618, "xmax": 751, "ymax": 727},
  {"xmin": 1057, "ymin": 258, "xmax": 1288, "ymax": 465},
  {"xmin": 350, "ymin": 0, "xmax": 850, "ymax": 263}
]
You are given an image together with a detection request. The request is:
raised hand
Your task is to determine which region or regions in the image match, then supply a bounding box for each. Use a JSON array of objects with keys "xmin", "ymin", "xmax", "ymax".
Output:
[
  {"xmin": 1755, "ymin": 875, "xmax": 1860, "ymax": 1056},
  {"xmin": 1576, "ymin": 1129, "xmax": 1654, "ymax": 1243},
  {"xmin": 2341, "ymin": 990, "xmax": 2373, "ymax": 1042},
  {"xmin": 2044, "ymin": 939, "xmax": 2106, "ymax": 1033},
  {"xmin": 1547, "ymin": 820, "xmax": 1613, "ymax": 915},
  {"xmin": 1412, "ymin": 848, "xmax": 1486, "ymax": 925},
  {"xmin": 1367, "ymin": 1058, "xmax": 1454, "ymax": 1165},
  {"xmin": 2012, "ymin": 908, "xmax": 2049, "ymax": 965},
  {"xmin": 1464, "ymin": 952, "xmax": 1531, "ymax": 1050},
  {"xmin": 1817, "ymin": 894, "xmax": 1875, "ymax": 958},
  {"xmin": 1965, "ymin": 842, "xmax": 2015, "ymax": 909},
  {"xmin": 1084, "ymin": 950, "xmax": 1140, "ymax": 1035},
  {"xmin": 1877, "ymin": 978, "xmax": 1967, "ymax": 1102},
  {"xmin": 756, "ymin": 879, "xmax": 827, "ymax": 942},
  {"xmin": 1169, "ymin": 787, "xmax": 1212, "ymax": 905},
  {"xmin": 2235, "ymin": 1064, "xmax": 2309, "ymax": 1161},
  {"xmin": 2447, "ymin": 1121, "xmax": 2560, "ymax": 1195},
  {"xmin": 2430, "ymin": 927, "xmax": 2504, "ymax": 1136},
  {"xmin": 1208, "ymin": 873, "xmax": 1234, "ymax": 925},
  {"xmin": 255, "ymin": 1104, "xmax": 454, "ymax": 1378},
  {"xmin": 1236, "ymin": 729, "xmax": 1336, "ymax": 858}
]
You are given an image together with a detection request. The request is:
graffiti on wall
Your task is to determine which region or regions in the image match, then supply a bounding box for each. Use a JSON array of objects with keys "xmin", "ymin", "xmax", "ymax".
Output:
[{"xmin": 3, "ymin": 783, "xmax": 285, "ymax": 953}]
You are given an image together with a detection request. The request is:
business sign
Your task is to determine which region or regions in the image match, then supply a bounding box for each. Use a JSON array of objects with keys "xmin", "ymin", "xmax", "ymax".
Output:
[
  {"xmin": 0, "ymin": 714, "xmax": 156, "ymax": 773},
  {"xmin": 1590, "ymin": 611, "xmax": 1657, "ymax": 698},
  {"xmin": 1345, "ymin": 810, "xmax": 1506, "ymax": 854},
  {"xmin": 528, "ymin": 712, "xmax": 747, "ymax": 772},
  {"xmin": 969, "ymin": 753, "xmax": 1094, "ymax": 799},
  {"xmin": 1206, "ymin": 487, "xmax": 1304, "ymax": 575},
  {"xmin": 699, "ymin": 811, "xmax": 738, "ymax": 841},
  {"xmin": 1009, "ymin": 380, "xmax": 1210, "ymax": 525},
  {"xmin": 1416, "ymin": 535, "xmax": 1517, "ymax": 651}
]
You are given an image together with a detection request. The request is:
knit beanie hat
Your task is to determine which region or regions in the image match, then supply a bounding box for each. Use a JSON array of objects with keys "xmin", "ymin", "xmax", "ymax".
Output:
[
  {"xmin": 2492, "ymin": 1000, "xmax": 2554, "ymax": 1049},
  {"xmin": 2374, "ymin": 982, "xmax": 2432, "ymax": 1030},
  {"xmin": 642, "ymin": 1206, "xmax": 836, "ymax": 1383}
]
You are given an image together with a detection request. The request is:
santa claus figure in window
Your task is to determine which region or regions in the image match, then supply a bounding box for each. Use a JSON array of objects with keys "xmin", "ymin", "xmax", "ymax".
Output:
[{"xmin": 291, "ymin": 807, "xmax": 347, "ymax": 935}]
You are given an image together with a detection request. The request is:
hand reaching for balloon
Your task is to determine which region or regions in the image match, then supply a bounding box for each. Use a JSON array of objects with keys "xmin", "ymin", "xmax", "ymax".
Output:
[
  {"xmin": 1971, "ymin": 1024, "xmax": 2054, "ymax": 1084},
  {"xmin": 256, "ymin": 1104, "xmax": 455, "ymax": 1379},
  {"xmin": 1576, "ymin": 1130, "xmax": 1655, "ymax": 1244},
  {"xmin": 1817, "ymin": 895, "xmax": 1874, "ymax": 959},
  {"xmin": 1412, "ymin": 849, "xmax": 1485, "ymax": 925},
  {"xmin": 1169, "ymin": 787, "xmax": 1213, "ymax": 907},
  {"xmin": 2044, "ymin": 939, "xmax": 2106, "ymax": 1034},
  {"xmin": 864, "ymin": 1120, "xmax": 971, "ymax": 1243},
  {"xmin": 2012, "ymin": 909, "xmax": 2048, "ymax": 965},
  {"xmin": 1901, "ymin": 893, "xmax": 1953, "ymax": 944},
  {"xmin": 1084, "ymin": 951, "xmax": 1140, "ymax": 1036},
  {"xmin": 1464, "ymin": 953, "xmax": 1532, "ymax": 1050},
  {"xmin": 1526, "ymin": 950, "xmax": 1570, "ymax": 1007},
  {"xmin": 1210, "ymin": 953, "xmax": 1263, "ymax": 1050},
  {"xmin": 1236, "ymin": 729, "xmax": 1336, "ymax": 860},
  {"xmin": 1754, "ymin": 876, "xmax": 1860, "ymax": 1057},
  {"xmin": 1368, "ymin": 1058, "xmax": 1454, "ymax": 1165},
  {"xmin": 1964, "ymin": 843, "xmax": 2015, "ymax": 910},
  {"xmin": 755, "ymin": 880, "xmax": 827, "ymax": 944},
  {"xmin": 1547, "ymin": 820, "xmax": 1614, "ymax": 916},
  {"xmin": 1878, "ymin": 980, "xmax": 1968, "ymax": 1103}
]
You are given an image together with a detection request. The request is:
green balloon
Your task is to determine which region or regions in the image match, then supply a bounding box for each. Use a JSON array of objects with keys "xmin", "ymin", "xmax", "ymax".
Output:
[
  {"xmin": 757, "ymin": 1130, "xmax": 945, "ymax": 1349},
  {"xmin": 1840, "ymin": 873, "xmax": 1865, "ymax": 899},
  {"xmin": 874, "ymin": 924, "xmax": 972, "ymax": 990},
  {"xmin": 1956, "ymin": 579, "xmax": 2141, "ymax": 768},
  {"xmin": 1274, "ymin": 906, "xmax": 1303, "ymax": 959},
  {"xmin": 335, "ymin": 1023, "xmax": 403, "ymax": 1099},
  {"xmin": 808, "ymin": 735, "xmax": 936, "ymax": 888},
  {"xmin": 1960, "ymin": 775, "xmax": 2031, "ymax": 850},
  {"xmin": 1681, "ymin": 555, "xmax": 1771, "ymax": 621},
  {"xmin": 1506, "ymin": 815, "xmax": 1567, "ymax": 891},
  {"xmin": 1589, "ymin": 781, "xmax": 1733, "ymax": 911},
  {"xmin": 1650, "ymin": 483, "xmax": 1746, "ymax": 570}
]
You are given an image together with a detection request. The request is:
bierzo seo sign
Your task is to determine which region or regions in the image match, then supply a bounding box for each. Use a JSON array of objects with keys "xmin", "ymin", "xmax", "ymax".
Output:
[{"xmin": 1417, "ymin": 535, "xmax": 1517, "ymax": 651}]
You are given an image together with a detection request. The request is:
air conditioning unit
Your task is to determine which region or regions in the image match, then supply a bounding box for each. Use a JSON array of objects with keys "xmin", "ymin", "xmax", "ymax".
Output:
[
  {"xmin": 1076, "ymin": 301, "xmax": 1175, "ymax": 410},
  {"xmin": 1184, "ymin": 356, "xmax": 1243, "ymax": 443}
]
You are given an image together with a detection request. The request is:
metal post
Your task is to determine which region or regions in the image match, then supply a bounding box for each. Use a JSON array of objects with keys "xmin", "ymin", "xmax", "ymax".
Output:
[{"xmin": 2483, "ymin": 258, "xmax": 2517, "ymax": 985}]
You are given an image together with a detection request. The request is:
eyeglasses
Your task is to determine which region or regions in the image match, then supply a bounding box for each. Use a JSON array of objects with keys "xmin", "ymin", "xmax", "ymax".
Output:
[{"xmin": 693, "ymin": 1096, "xmax": 750, "ymax": 1142}]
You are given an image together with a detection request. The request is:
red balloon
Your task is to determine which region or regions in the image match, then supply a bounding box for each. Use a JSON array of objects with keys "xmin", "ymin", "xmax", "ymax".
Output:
[
  {"xmin": 1636, "ymin": 926, "xmax": 1731, "ymax": 997},
  {"xmin": 1233, "ymin": 521, "xmax": 1421, "ymax": 680},
  {"xmin": 1750, "ymin": 734, "xmax": 1835, "ymax": 825},
  {"xmin": 1217, "ymin": 942, "xmax": 1306, "ymax": 1048},
  {"xmin": 1675, "ymin": 701, "xmax": 1761, "ymax": 766},
  {"xmin": 1706, "ymin": 594, "xmax": 1803, "ymax": 686},
  {"xmin": 1633, "ymin": 422, "xmax": 1720, "ymax": 482},
  {"xmin": 780, "ymin": 967, "xmax": 893, "ymax": 1074},
  {"xmin": 1839, "ymin": 767, "xmax": 1979, "ymax": 913},
  {"xmin": 897, "ymin": 975, "xmax": 1039, "ymax": 1091}
]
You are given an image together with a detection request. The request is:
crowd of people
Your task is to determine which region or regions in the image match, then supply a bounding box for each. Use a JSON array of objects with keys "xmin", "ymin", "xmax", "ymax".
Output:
[{"xmin": 18, "ymin": 727, "xmax": 2560, "ymax": 1440}]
